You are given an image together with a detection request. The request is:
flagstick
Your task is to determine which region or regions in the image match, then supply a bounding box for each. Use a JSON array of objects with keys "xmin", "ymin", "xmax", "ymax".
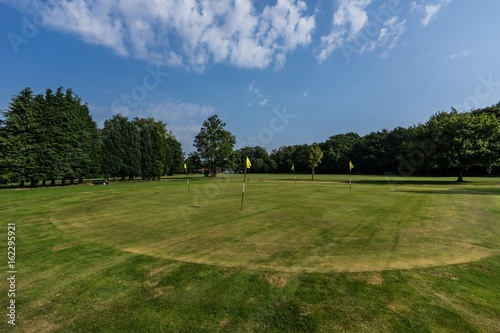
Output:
[
  {"xmin": 240, "ymin": 166, "xmax": 247, "ymax": 210},
  {"xmin": 293, "ymin": 169, "xmax": 296, "ymax": 186},
  {"xmin": 349, "ymin": 169, "xmax": 352, "ymax": 196},
  {"xmin": 185, "ymin": 169, "xmax": 190, "ymax": 194}
]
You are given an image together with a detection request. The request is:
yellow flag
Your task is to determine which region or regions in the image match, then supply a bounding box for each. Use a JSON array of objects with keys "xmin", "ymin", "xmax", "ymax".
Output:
[
  {"xmin": 349, "ymin": 161, "xmax": 354, "ymax": 170},
  {"xmin": 184, "ymin": 163, "xmax": 187, "ymax": 170},
  {"xmin": 246, "ymin": 156, "xmax": 251, "ymax": 169},
  {"xmin": 291, "ymin": 164, "xmax": 294, "ymax": 171}
]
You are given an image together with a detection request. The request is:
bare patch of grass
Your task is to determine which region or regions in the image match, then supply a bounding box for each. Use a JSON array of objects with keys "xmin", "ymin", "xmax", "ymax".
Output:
[{"xmin": 262, "ymin": 272, "xmax": 293, "ymax": 288}]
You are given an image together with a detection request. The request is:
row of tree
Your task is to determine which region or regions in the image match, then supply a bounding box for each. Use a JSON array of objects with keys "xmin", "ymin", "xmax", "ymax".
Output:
[
  {"xmin": 188, "ymin": 104, "xmax": 500, "ymax": 182},
  {"xmin": 188, "ymin": 115, "xmax": 323, "ymax": 179},
  {"xmin": 102, "ymin": 115, "xmax": 183, "ymax": 181},
  {"xmin": 0, "ymin": 87, "xmax": 101, "ymax": 186},
  {"xmin": 2, "ymin": 87, "xmax": 499, "ymax": 185},
  {"xmin": 0, "ymin": 87, "xmax": 183, "ymax": 186}
]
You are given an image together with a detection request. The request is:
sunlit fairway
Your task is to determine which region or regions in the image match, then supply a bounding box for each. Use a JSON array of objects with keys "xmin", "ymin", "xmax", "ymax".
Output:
[
  {"xmin": 2, "ymin": 175, "xmax": 499, "ymax": 332},
  {"xmin": 51, "ymin": 174, "xmax": 499, "ymax": 272}
]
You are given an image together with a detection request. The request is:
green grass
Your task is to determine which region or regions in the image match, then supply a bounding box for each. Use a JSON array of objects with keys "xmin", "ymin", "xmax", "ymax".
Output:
[{"xmin": 1, "ymin": 175, "xmax": 499, "ymax": 332}]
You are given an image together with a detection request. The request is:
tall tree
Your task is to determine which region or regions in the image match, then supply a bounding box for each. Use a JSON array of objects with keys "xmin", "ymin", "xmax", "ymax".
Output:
[
  {"xmin": 0, "ymin": 122, "xmax": 6, "ymax": 185},
  {"xmin": 1, "ymin": 87, "xmax": 101, "ymax": 186},
  {"xmin": 194, "ymin": 115, "xmax": 236, "ymax": 176},
  {"xmin": 150, "ymin": 120, "xmax": 166, "ymax": 180},
  {"xmin": 185, "ymin": 152, "xmax": 202, "ymax": 174},
  {"xmin": 300, "ymin": 144, "xmax": 323, "ymax": 180},
  {"xmin": 318, "ymin": 132, "xmax": 361, "ymax": 174},
  {"xmin": 343, "ymin": 127, "xmax": 412, "ymax": 175},
  {"xmin": 422, "ymin": 110, "xmax": 500, "ymax": 181},
  {"xmin": 0, "ymin": 87, "xmax": 38, "ymax": 186},
  {"xmin": 61, "ymin": 88, "xmax": 101, "ymax": 183},
  {"xmin": 237, "ymin": 146, "xmax": 276, "ymax": 173},
  {"xmin": 164, "ymin": 132, "xmax": 183, "ymax": 176},
  {"xmin": 101, "ymin": 115, "xmax": 141, "ymax": 180},
  {"xmin": 134, "ymin": 118, "xmax": 154, "ymax": 180},
  {"xmin": 270, "ymin": 145, "xmax": 297, "ymax": 173}
]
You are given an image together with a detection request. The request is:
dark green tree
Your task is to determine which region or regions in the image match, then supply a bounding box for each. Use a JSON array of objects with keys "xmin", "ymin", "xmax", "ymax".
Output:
[
  {"xmin": 150, "ymin": 120, "xmax": 166, "ymax": 180},
  {"xmin": 0, "ymin": 87, "xmax": 38, "ymax": 186},
  {"xmin": 424, "ymin": 110, "xmax": 500, "ymax": 181},
  {"xmin": 1, "ymin": 87, "xmax": 101, "ymax": 186},
  {"xmin": 194, "ymin": 115, "xmax": 236, "ymax": 177},
  {"xmin": 60, "ymin": 88, "xmax": 101, "ymax": 184},
  {"xmin": 299, "ymin": 144, "xmax": 323, "ymax": 180},
  {"xmin": 318, "ymin": 132, "xmax": 361, "ymax": 174},
  {"xmin": 185, "ymin": 152, "xmax": 202, "ymax": 174},
  {"xmin": 270, "ymin": 145, "xmax": 297, "ymax": 173},
  {"xmin": 102, "ymin": 115, "xmax": 141, "ymax": 180},
  {"xmin": 351, "ymin": 130, "xmax": 390, "ymax": 174},
  {"xmin": 474, "ymin": 102, "xmax": 500, "ymax": 118},
  {"xmin": 134, "ymin": 118, "xmax": 154, "ymax": 180},
  {"xmin": 164, "ymin": 132, "xmax": 183, "ymax": 176},
  {"xmin": 237, "ymin": 146, "xmax": 276, "ymax": 173}
]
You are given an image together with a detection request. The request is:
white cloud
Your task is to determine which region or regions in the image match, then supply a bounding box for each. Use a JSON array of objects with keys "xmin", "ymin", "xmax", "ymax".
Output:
[
  {"xmin": 317, "ymin": 30, "xmax": 345, "ymax": 63},
  {"xmin": 259, "ymin": 98, "xmax": 269, "ymax": 106},
  {"xmin": 8, "ymin": 0, "xmax": 316, "ymax": 71},
  {"xmin": 317, "ymin": 1, "xmax": 406, "ymax": 63},
  {"xmin": 246, "ymin": 81, "xmax": 269, "ymax": 107},
  {"xmin": 359, "ymin": 16, "xmax": 406, "ymax": 57},
  {"xmin": 450, "ymin": 50, "xmax": 470, "ymax": 60},
  {"xmin": 333, "ymin": 0, "xmax": 371, "ymax": 38},
  {"xmin": 412, "ymin": 0, "xmax": 453, "ymax": 26},
  {"xmin": 115, "ymin": 100, "xmax": 214, "ymax": 149},
  {"xmin": 248, "ymin": 81, "xmax": 260, "ymax": 95}
]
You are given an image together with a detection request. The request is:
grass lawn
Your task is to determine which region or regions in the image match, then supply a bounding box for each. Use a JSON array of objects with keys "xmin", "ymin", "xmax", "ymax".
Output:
[{"xmin": 1, "ymin": 174, "xmax": 499, "ymax": 332}]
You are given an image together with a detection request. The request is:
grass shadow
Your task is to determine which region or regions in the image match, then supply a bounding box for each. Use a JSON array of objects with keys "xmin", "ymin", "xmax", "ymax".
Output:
[
  {"xmin": 395, "ymin": 188, "xmax": 500, "ymax": 196},
  {"xmin": 350, "ymin": 179, "xmax": 465, "ymax": 186}
]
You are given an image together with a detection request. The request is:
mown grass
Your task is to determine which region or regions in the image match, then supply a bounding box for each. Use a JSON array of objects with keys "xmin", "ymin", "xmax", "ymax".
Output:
[{"xmin": 1, "ymin": 174, "xmax": 499, "ymax": 332}]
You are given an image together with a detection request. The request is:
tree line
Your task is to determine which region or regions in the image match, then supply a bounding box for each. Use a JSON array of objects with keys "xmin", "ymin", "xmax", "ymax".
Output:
[
  {"xmin": 189, "ymin": 105, "xmax": 500, "ymax": 182},
  {"xmin": 2, "ymin": 87, "xmax": 499, "ymax": 186},
  {"xmin": 102, "ymin": 115, "xmax": 183, "ymax": 181},
  {"xmin": 0, "ymin": 87, "xmax": 183, "ymax": 186}
]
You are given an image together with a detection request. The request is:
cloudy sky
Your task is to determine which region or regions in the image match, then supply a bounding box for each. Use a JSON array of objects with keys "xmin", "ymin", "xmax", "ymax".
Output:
[{"xmin": 1, "ymin": 0, "xmax": 500, "ymax": 153}]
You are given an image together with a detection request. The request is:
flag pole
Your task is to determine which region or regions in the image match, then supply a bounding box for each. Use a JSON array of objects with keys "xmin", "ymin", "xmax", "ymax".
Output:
[
  {"xmin": 349, "ymin": 168, "xmax": 352, "ymax": 196},
  {"xmin": 292, "ymin": 164, "xmax": 296, "ymax": 186},
  {"xmin": 349, "ymin": 161, "xmax": 354, "ymax": 195},
  {"xmin": 241, "ymin": 157, "xmax": 251, "ymax": 209},
  {"xmin": 184, "ymin": 163, "xmax": 190, "ymax": 193},
  {"xmin": 240, "ymin": 165, "xmax": 247, "ymax": 210}
]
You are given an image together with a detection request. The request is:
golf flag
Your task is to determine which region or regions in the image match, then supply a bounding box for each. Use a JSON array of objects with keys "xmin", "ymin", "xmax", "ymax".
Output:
[
  {"xmin": 241, "ymin": 157, "xmax": 251, "ymax": 209},
  {"xmin": 184, "ymin": 162, "xmax": 190, "ymax": 193},
  {"xmin": 349, "ymin": 161, "xmax": 354, "ymax": 170},
  {"xmin": 291, "ymin": 164, "xmax": 294, "ymax": 171}
]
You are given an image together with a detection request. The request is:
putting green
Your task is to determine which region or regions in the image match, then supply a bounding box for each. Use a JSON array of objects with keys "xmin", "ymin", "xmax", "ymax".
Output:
[{"xmin": 51, "ymin": 177, "xmax": 500, "ymax": 272}]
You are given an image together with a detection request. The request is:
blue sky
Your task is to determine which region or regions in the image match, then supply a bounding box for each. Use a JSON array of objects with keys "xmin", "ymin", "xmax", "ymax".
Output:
[{"xmin": 1, "ymin": 0, "xmax": 500, "ymax": 153}]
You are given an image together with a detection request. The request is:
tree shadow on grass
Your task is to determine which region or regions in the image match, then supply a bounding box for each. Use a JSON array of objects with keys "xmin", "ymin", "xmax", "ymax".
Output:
[
  {"xmin": 349, "ymin": 179, "xmax": 465, "ymax": 186},
  {"xmin": 395, "ymin": 188, "xmax": 500, "ymax": 196}
]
